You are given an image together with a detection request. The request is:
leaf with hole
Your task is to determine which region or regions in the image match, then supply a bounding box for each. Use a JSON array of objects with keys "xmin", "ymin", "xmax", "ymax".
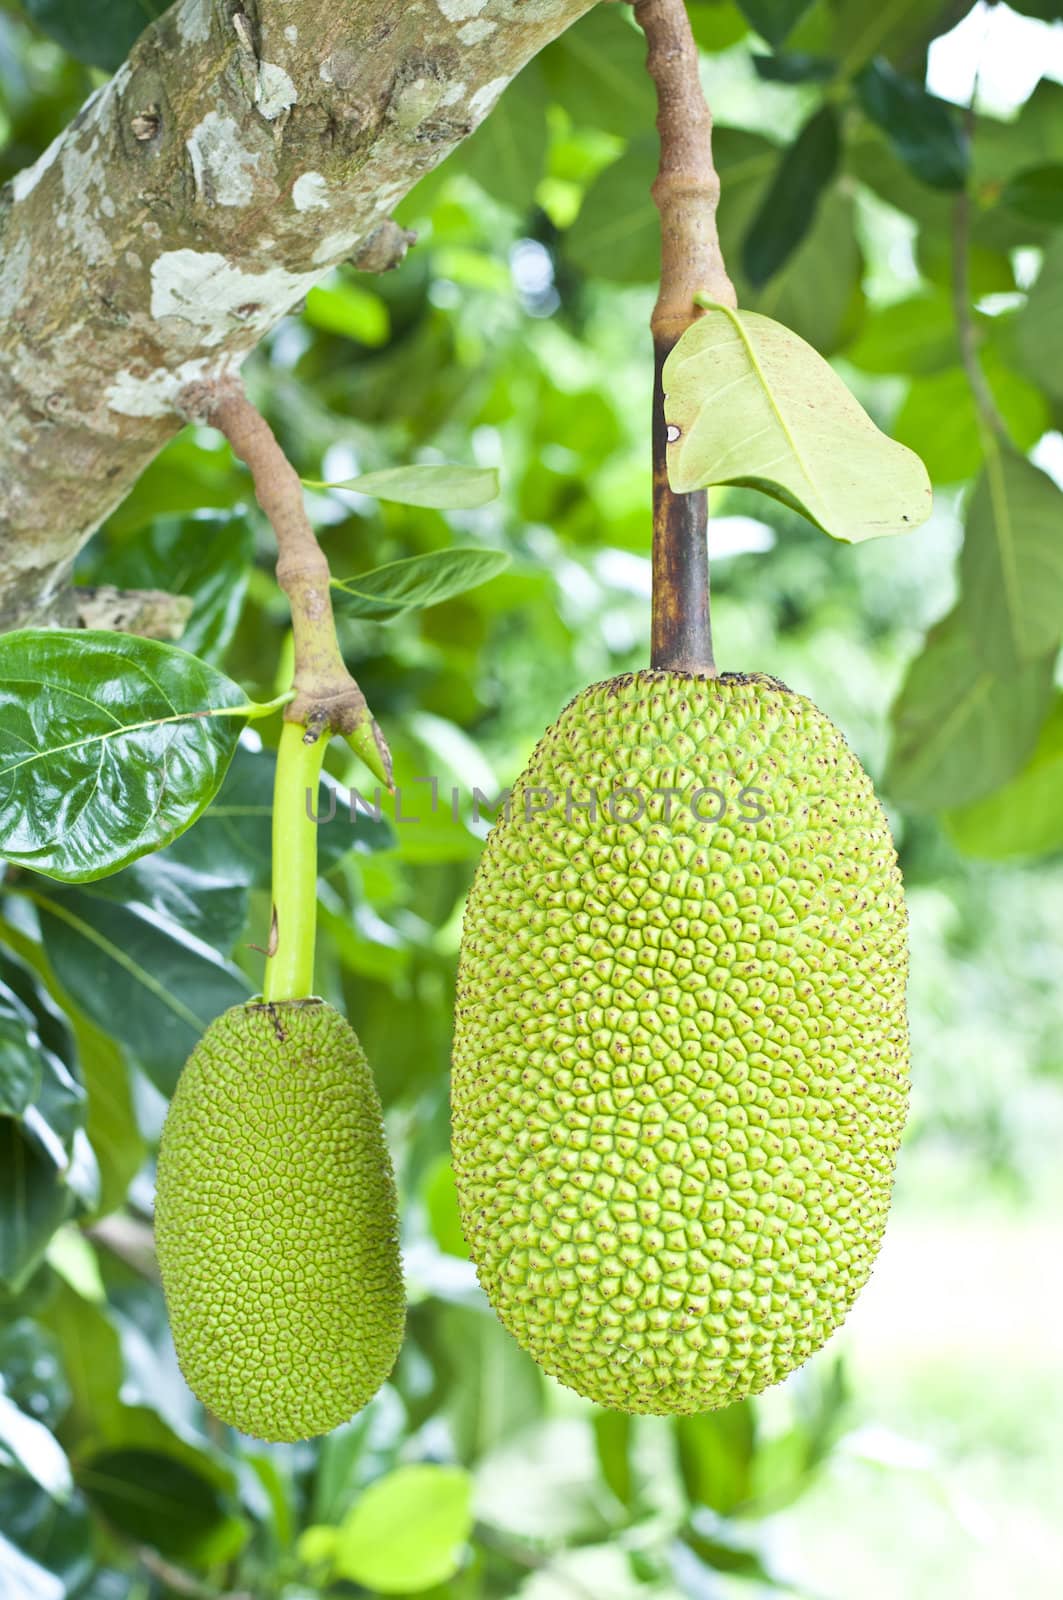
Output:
[
  {"xmin": 307, "ymin": 464, "xmax": 499, "ymax": 510},
  {"xmin": 958, "ymin": 446, "xmax": 1063, "ymax": 673},
  {"xmin": 0, "ymin": 632, "xmax": 255, "ymax": 883},
  {"xmin": 663, "ymin": 304, "xmax": 931, "ymax": 541},
  {"xmin": 332, "ymin": 548, "xmax": 511, "ymax": 620}
]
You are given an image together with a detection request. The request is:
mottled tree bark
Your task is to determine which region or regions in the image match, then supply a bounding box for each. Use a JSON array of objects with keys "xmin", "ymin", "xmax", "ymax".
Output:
[{"xmin": 0, "ymin": 0, "xmax": 596, "ymax": 627}]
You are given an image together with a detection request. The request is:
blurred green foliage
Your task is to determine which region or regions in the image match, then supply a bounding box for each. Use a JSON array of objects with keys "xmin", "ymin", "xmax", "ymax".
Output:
[{"xmin": 3, "ymin": 1, "xmax": 1063, "ymax": 1596}]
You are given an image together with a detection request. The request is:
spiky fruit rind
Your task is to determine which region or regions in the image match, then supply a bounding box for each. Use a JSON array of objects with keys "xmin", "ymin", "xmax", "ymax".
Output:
[
  {"xmin": 155, "ymin": 1000, "xmax": 404, "ymax": 1441},
  {"xmin": 452, "ymin": 671, "xmax": 908, "ymax": 1414}
]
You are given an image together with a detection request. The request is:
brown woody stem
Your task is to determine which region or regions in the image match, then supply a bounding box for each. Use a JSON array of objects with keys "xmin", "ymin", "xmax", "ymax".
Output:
[
  {"xmin": 634, "ymin": 0, "xmax": 736, "ymax": 675},
  {"xmin": 192, "ymin": 381, "xmax": 390, "ymax": 783}
]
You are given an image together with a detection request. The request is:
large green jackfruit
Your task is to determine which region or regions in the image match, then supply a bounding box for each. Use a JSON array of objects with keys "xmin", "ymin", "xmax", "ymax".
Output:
[
  {"xmin": 452, "ymin": 671, "xmax": 909, "ymax": 1413},
  {"xmin": 155, "ymin": 1000, "xmax": 404, "ymax": 1441}
]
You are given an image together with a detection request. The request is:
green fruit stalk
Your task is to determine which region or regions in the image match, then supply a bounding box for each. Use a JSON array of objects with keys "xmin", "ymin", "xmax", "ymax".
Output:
[
  {"xmin": 452, "ymin": 670, "xmax": 909, "ymax": 1414},
  {"xmin": 156, "ymin": 999, "xmax": 404, "ymax": 1441}
]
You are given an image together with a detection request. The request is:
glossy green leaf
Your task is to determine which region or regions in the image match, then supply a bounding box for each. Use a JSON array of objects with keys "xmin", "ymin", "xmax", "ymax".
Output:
[
  {"xmin": 540, "ymin": 7, "xmax": 656, "ymax": 137},
  {"xmin": 0, "ymin": 1479, "xmax": 92, "ymax": 1600},
  {"xmin": 742, "ymin": 106, "xmax": 840, "ymax": 286},
  {"xmin": 1015, "ymin": 235, "xmax": 1063, "ymax": 400},
  {"xmin": 22, "ymin": 0, "xmax": 165, "ymax": 70},
  {"xmin": 0, "ymin": 632, "xmax": 253, "ymax": 884},
  {"xmin": 892, "ymin": 356, "xmax": 1050, "ymax": 484},
  {"xmin": 884, "ymin": 608, "xmax": 1056, "ymax": 811},
  {"xmin": 86, "ymin": 512, "xmax": 255, "ymax": 664},
  {"xmin": 168, "ymin": 745, "xmax": 395, "ymax": 888},
  {"xmin": 34, "ymin": 889, "xmax": 251, "ymax": 1096},
  {"xmin": 0, "ymin": 1121, "xmax": 74, "ymax": 1293},
  {"xmin": 0, "ymin": 1391, "xmax": 72, "ymax": 1498},
  {"xmin": 663, "ymin": 304, "xmax": 932, "ymax": 540},
  {"xmin": 303, "ymin": 283, "xmax": 390, "ymax": 348},
  {"xmin": 75, "ymin": 1448, "xmax": 247, "ymax": 1567},
  {"xmin": 309, "ymin": 464, "xmax": 499, "ymax": 509},
  {"xmin": 944, "ymin": 695, "xmax": 1063, "ymax": 860},
  {"xmin": 332, "ymin": 548, "xmax": 511, "ymax": 620},
  {"xmin": 84, "ymin": 854, "xmax": 250, "ymax": 958},
  {"xmin": 856, "ymin": 60, "xmax": 968, "ymax": 190},
  {"xmin": 0, "ymin": 1322, "xmax": 70, "ymax": 1433},
  {"xmin": 331, "ymin": 1465, "xmax": 473, "ymax": 1593},
  {"xmin": 1001, "ymin": 163, "xmax": 1063, "ymax": 223},
  {"xmin": 733, "ymin": 0, "xmax": 815, "ymax": 46},
  {"xmin": 460, "ymin": 63, "xmax": 549, "ymax": 213},
  {"xmin": 0, "ymin": 980, "xmax": 42, "ymax": 1119},
  {"xmin": 958, "ymin": 447, "xmax": 1063, "ymax": 673}
]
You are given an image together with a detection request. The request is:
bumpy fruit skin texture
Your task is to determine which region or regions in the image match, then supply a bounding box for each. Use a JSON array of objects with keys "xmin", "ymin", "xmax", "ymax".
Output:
[
  {"xmin": 452, "ymin": 672, "xmax": 909, "ymax": 1414},
  {"xmin": 155, "ymin": 1000, "xmax": 404, "ymax": 1441}
]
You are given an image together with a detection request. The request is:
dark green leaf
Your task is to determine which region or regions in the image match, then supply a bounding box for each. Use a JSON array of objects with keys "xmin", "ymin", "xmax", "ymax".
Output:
[
  {"xmin": 0, "ymin": 980, "xmax": 42, "ymax": 1119},
  {"xmin": 84, "ymin": 853, "xmax": 250, "ymax": 958},
  {"xmin": 856, "ymin": 60, "xmax": 968, "ymax": 190},
  {"xmin": 541, "ymin": 7, "xmax": 656, "ymax": 137},
  {"xmin": 168, "ymin": 744, "xmax": 395, "ymax": 890},
  {"xmin": 332, "ymin": 548, "xmax": 511, "ymax": 620},
  {"xmin": 0, "ymin": 1121, "xmax": 74, "ymax": 1293},
  {"xmin": 958, "ymin": 447, "xmax": 1063, "ymax": 673},
  {"xmin": 0, "ymin": 632, "xmax": 252, "ymax": 884},
  {"xmin": 0, "ymin": 1320, "xmax": 70, "ymax": 1431},
  {"xmin": 309, "ymin": 464, "xmax": 499, "ymax": 510},
  {"xmin": 752, "ymin": 51, "xmax": 837, "ymax": 82},
  {"xmin": 0, "ymin": 1477, "xmax": 92, "ymax": 1599},
  {"xmin": 460, "ymin": 63, "xmax": 549, "ymax": 213},
  {"xmin": 86, "ymin": 513, "xmax": 255, "ymax": 665},
  {"xmin": 1000, "ymin": 163, "xmax": 1063, "ymax": 223},
  {"xmin": 680, "ymin": 1518, "xmax": 784, "ymax": 1584},
  {"xmin": 0, "ymin": 1390, "xmax": 72, "ymax": 1496},
  {"xmin": 35, "ymin": 888, "xmax": 251, "ymax": 1095},
  {"xmin": 945, "ymin": 695, "xmax": 1063, "ymax": 860},
  {"xmin": 22, "ymin": 0, "xmax": 165, "ymax": 71},
  {"xmin": 734, "ymin": 0, "xmax": 815, "ymax": 47},
  {"xmin": 675, "ymin": 1404, "xmax": 755, "ymax": 1515},
  {"xmin": 884, "ymin": 607, "xmax": 1056, "ymax": 811},
  {"xmin": 742, "ymin": 105, "xmax": 840, "ymax": 286},
  {"xmin": 76, "ymin": 1448, "xmax": 247, "ymax": 1567}
]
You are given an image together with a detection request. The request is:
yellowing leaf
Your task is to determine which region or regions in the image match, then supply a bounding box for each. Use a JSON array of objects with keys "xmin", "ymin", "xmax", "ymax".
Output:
[{"xmin": 662, "ymin": 304, "xmax": 932, "ymax": 542}]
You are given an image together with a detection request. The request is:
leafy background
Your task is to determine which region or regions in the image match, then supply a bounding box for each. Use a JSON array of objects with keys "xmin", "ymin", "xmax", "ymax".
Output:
[{"xmin": 3, "ymin": 0, "xmax": 1063, "ymax": 1596}]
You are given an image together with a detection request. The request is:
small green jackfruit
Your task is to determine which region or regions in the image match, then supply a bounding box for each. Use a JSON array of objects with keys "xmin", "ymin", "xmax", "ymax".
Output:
[
  {"xmin": 452, "ymin": 671, "xmax": 909, "ymax": 1414},
  {"xmin": 155, "ymin": 1000, "xmax": 404, "ymax": 1441}
]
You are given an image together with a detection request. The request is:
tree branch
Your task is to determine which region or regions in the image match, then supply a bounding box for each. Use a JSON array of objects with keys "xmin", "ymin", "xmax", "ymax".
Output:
[
  {"xmin": 634, "ymin": 0, "xmax": 735, "ymax": 676},
  {"xmin": 0, "ymin": 0, "xmax": 597, "ymax": 629},
  {"xmin": 192, "ymin": 378, "xmax": 390, "ymax": 776}
]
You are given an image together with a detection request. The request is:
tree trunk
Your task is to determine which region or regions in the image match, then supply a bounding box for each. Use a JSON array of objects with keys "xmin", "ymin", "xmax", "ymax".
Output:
[{"xmin": 0, "ymin": 0, "xmax": 596, "ymax": 627}]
